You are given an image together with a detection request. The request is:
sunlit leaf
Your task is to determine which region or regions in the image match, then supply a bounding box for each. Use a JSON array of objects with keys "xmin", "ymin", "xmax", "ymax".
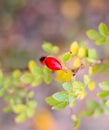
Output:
[
  {"xmin": 4, "ymin": 78, "xmax": 12, "ymax": 89},
  {"xmin": 84, "ymin": 110, "xmax": 94, "ymax": 116},
  {"xmin": 88, "ymin": 81, "xmax": 96, "ymax": 91},
  {"xmin": 63, "ymin": 82, "xmax": 73, "ymax": 91},
  {"xmin": 53, "ymin": 92, "xmax": 69, "ymax": 102},
  {"xmin": 52, "ymin": 46, "xmax": 59, "ymax": 54},
  {"xmin": 99, "ymin": 23, "xmax": 109, "ymax": 36},
  {"xmin": 12, "ymin": 69, "xmax": 21, "ymax": 79},
  {"xmin": 56, "ymin": 70, "xmax": 72, "ymax": 82},
  {"xmin": 21, "ymin": 73, "xmax": 34, "ymax": 84},
  {"xmin": 26, "ymin": 107, "xmax": 35, "ymax": 118},
  {"xmin": 90, "ymin": 62, "xmax": 109, "ymax": 74},
  {"xmin": 31, "ymin": 66, "xmax": 42, "ymax": 76},
  {"xmin": 88, "ymin": 49, "xmax": 98, "ymax": 60},
  {"xmin": 28, "ymin": 60, "xmax": 37, "ymax": 72},
  {"xmin": 87, "ymin": 100, "xmax": 99, "ymax": 110},
  {"xmin": 43, "ymin": 66, "xmax": 51, "ymax": 74},
  {"xmin": 84, "ymin": 75, "xmax": 90, "ymax": 85},
  {"xmin": 27, "ymin": 100, "xmax": 37, "ymax": 108},
  {"xmin": 31, "ymin": 77, "xmax": 43, "ymax": 87},
  {"xmin": 73, "ymin": 57, "xmax": 81, "ymax": 68},
  {"xmin": 99, "ymin": 82, "xmax": 109, "ymax": 91},
  {"xmin": 43, "ymin": 74, "xmax": 52, "ymax": 84},
  {"xmin": 97, "ymin": 91, "xmax": 109, "ymax": 98},
  {"xmin": 73, "ymin": 81, "xmax": 85, "ymax": 88},
  {"xmin": 0, "ymin": 88, "xmax": 6, "ymax": 97},
  {"xmin": 73, "ymin": 118, "xmax": 80, "ymax": 128},
  {"xmin": 70, "ymin": 41, "xmax": 79, "ymax": 56},
  {"xmin": 13, "ymin": 104, "xmax": 26, "ymax": 113},
  {"xmin": 28, "ymin": 91, "xmax": 34, "ymax": 98},
  {"xmin": 69, "ymin": 95, "xmax": 76, "ymax": 107},
  {"xmin": 95, "ymin": 37, "xmax": 106, "ymax": 45},
  {"xmin": 77, "ymin": 47, "xmax": 87, "ymax": 58},
  {"xmin": 86, "ymin": 30, "xmax": 101, "ymax": 40},
  {"xmin": 52, "ymin": 102, "xmax": 67, "ymax": 110},
  {"xmin": 46, "ymin": 96, "xmax": 60, "ymax": 106},
  {"xmin": 0, "ymin": 70, "xmax": 3, "ymax": 85},
  {"xmin": 61, "ymin": 52, "xmax": 72, "ymax": 62},
  {"xmin": 105, "ymin": 100, "xmax": 109, "ymax": 108},
  {"xmin": 42, "ymin": 42, "xmax": 53, "ymax": 53},
  {"xmin": 15, "ymin": 113, "xmax": 27, "ymax": 123}
]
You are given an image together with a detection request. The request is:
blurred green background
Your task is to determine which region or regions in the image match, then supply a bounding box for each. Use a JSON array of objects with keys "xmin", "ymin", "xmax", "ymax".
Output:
[{"xmin": 0, "ymin": 0, "xmax": 109, "ymax": 130}]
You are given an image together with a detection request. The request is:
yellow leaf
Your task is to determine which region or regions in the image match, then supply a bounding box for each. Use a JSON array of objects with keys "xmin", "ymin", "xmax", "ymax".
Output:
[
  {"xmin": 78, "ymin": 47, "xmax": 86, "ymax": 58},
  {"xmin": 77, "ymin": 90, "xmax": 87, "ymax": 99},
  {"xmin": 56, "ymin": 70, "xmax": 72, "ymax": 82},
  {"xmin": 28, "ymin": 60, "xmax": 37, "ymax": 72},
  {"xmin": 73, "ymin": 57, "xmax": 81, "ymax": 69},
  {"xmin": 70, "ymin": 41, "xmax": 79, "ymax": 56},
  {"xmin": 13, "ymin": 104, "xmax": 26, "ymax": 113},
  {"xmin": 88, "ymin": 81, "xmax": 96, "ymax": 91},
  {"xmin": 89, "ymin": 67, "xmax": 93, "ymax": 75}
]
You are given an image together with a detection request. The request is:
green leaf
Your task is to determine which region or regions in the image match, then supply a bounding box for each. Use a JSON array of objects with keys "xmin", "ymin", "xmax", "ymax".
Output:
[
  {"xmin": 42, "ymin": 42, "xmax": 53, "ymax": 53},
  {"xmin": 26, "ymin": 107, "xmax": 35, "ymax": 118},
  {"xmin": 88, "ymin": 49, "xmax": 98, "ymax": 60},
  {"xmin": 28, "ymin": 91, "xmax": 34, "ymax": 98},
  {"xmin": 84, "ymin": 110, "xmax": 94, "ymax": 116},
  {"xmin": 43, "ymin": 74, "xmax": 52, "ymax": 84},
  {"xmin": 88, "ymin": 81, "xmax": 96, "ymax": 91},
  {"xmin": 31, "ymin": 77, "xmax": 43, "ymax": 87},
  {"xmin": 0, "ymin": 70, "xmax": 3, "ymax": 85},
  {"xmin": 95, "ymin": 37, "xmax": 106, "ymax": 45},
  {"xmin": 43, "ymin": 66, "xmax": 52, "ymax": 84},
  {"xmin": 73, "ymin": 81, "xmax": 85, "ymax": 89},
  {"xmin": 69, "ymin": 95, "xmax": 76, "ymax": 107},
  {"xmin": 4, "ymin": 78, "xmax": 12, "ymax": 89},
  {"xmin": 14, "ymin": 97, "xmax": 22, "ymax": 104},
  {"xmin": 87, "ymin": 100, "xmax": 99, "ymax": 110},
  {"xmin": 62, "ymin": 52, "xmax": 71, "ymax": 62},
  {"xmin": 43, "ymin": 66, "xmax": 51, "ymax": 74},
  {"xmin": 78, "ymin": 40, "xmax": 87, "ymax": 47},
  {"xmin": 84, "ymin": 75, "xmax": 90, "ymax": 85},
  {"xmin": 53, "ymin": 102, "xmax": 67, "ymax": 110},
  {"xmin": 0, "ymin": 88, "xmax": 6, "ymax": 97},
  {"xmin": 18, "ymin": 91, "xmax": 26, "ymax": 98},
  {"xmin": 12, "ymin": 69, "xmax": 21, "ymax": 79},
  {"xmin": 52, "ymin": 46, "xmax": 59, "ymax": 54},
  {"xmin": 94, "ymin": 107, "xmax": 103, "ymax": 116},
  {"xmin": 73, "ymin": 118, "xmax": 80, "ymax": 128},
  {"xmin": 4, "ymin": 94, "xmax": 12, "ymax": 101},
  {"xmin": 86, "ymin": 30, "xmax": 101, "ymax": 40},
  {"xmin": 31, "ymin": 66, "xmax": 42, "ymax": 76},
  {"xmin": 98, "ymin": 23, "xmax": 109, "ymax": 36},
  {"xmin": 90, "ymin": 62, "xmax": 109, "ymax": 74},
  {"xmin": 63, "ymin": 82, "xmax": 73, "ymax": 91},
  {"xmin": 15, "ymin": 113, "xmax": 27, "ymax": 123},
  {"xmin": 105, "ymin": 100, "xmax": 109, "ymax": 107},
  {"xmin": 99, "ymin": 82, "xmax": 109, "ymax": 91},
  {"xmin": 53, "ymin": 92, "xmax": 69, "ymax": 101},
  {"xmin": 97, "ymin": 91, "xmax": 109, "ymax": 98},
  {"xmin": 27, "ymin": 100, "xmax": 37, "ymax": 108},
  {"xmin": 13, "ymin": 104, "xmax": 26, "ymax": 113},
  {"xmin": 21, "ymin": 73, "xmax": 34, "ymax": 84},
  {"xmin": 46, "ymin": 96, "xmax": 60, "ymax": 106}
]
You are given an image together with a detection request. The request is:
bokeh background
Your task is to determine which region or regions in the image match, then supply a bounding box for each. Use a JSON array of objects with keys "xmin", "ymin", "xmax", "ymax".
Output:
[{"xmin": 0, "ymin": 0, "xmax": 109, "ymax": 130}]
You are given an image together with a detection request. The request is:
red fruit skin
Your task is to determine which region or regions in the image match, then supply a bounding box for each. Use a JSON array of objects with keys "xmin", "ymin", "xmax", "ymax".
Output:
[{"xmin": 40, "ymin": 57, "xmax": 62, "ymax": 70}]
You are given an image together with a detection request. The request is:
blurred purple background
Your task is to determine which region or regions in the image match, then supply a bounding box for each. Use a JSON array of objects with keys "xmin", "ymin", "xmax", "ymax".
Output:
[{"xmin": 0, "ymin": 0, "xmax": 109, "ymax": 130}]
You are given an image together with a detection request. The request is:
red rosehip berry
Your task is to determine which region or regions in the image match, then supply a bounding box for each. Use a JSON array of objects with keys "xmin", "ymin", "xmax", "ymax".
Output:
[{"xmin": 40, "ymin": 56, "xmax": 62, "ymax": 71}]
